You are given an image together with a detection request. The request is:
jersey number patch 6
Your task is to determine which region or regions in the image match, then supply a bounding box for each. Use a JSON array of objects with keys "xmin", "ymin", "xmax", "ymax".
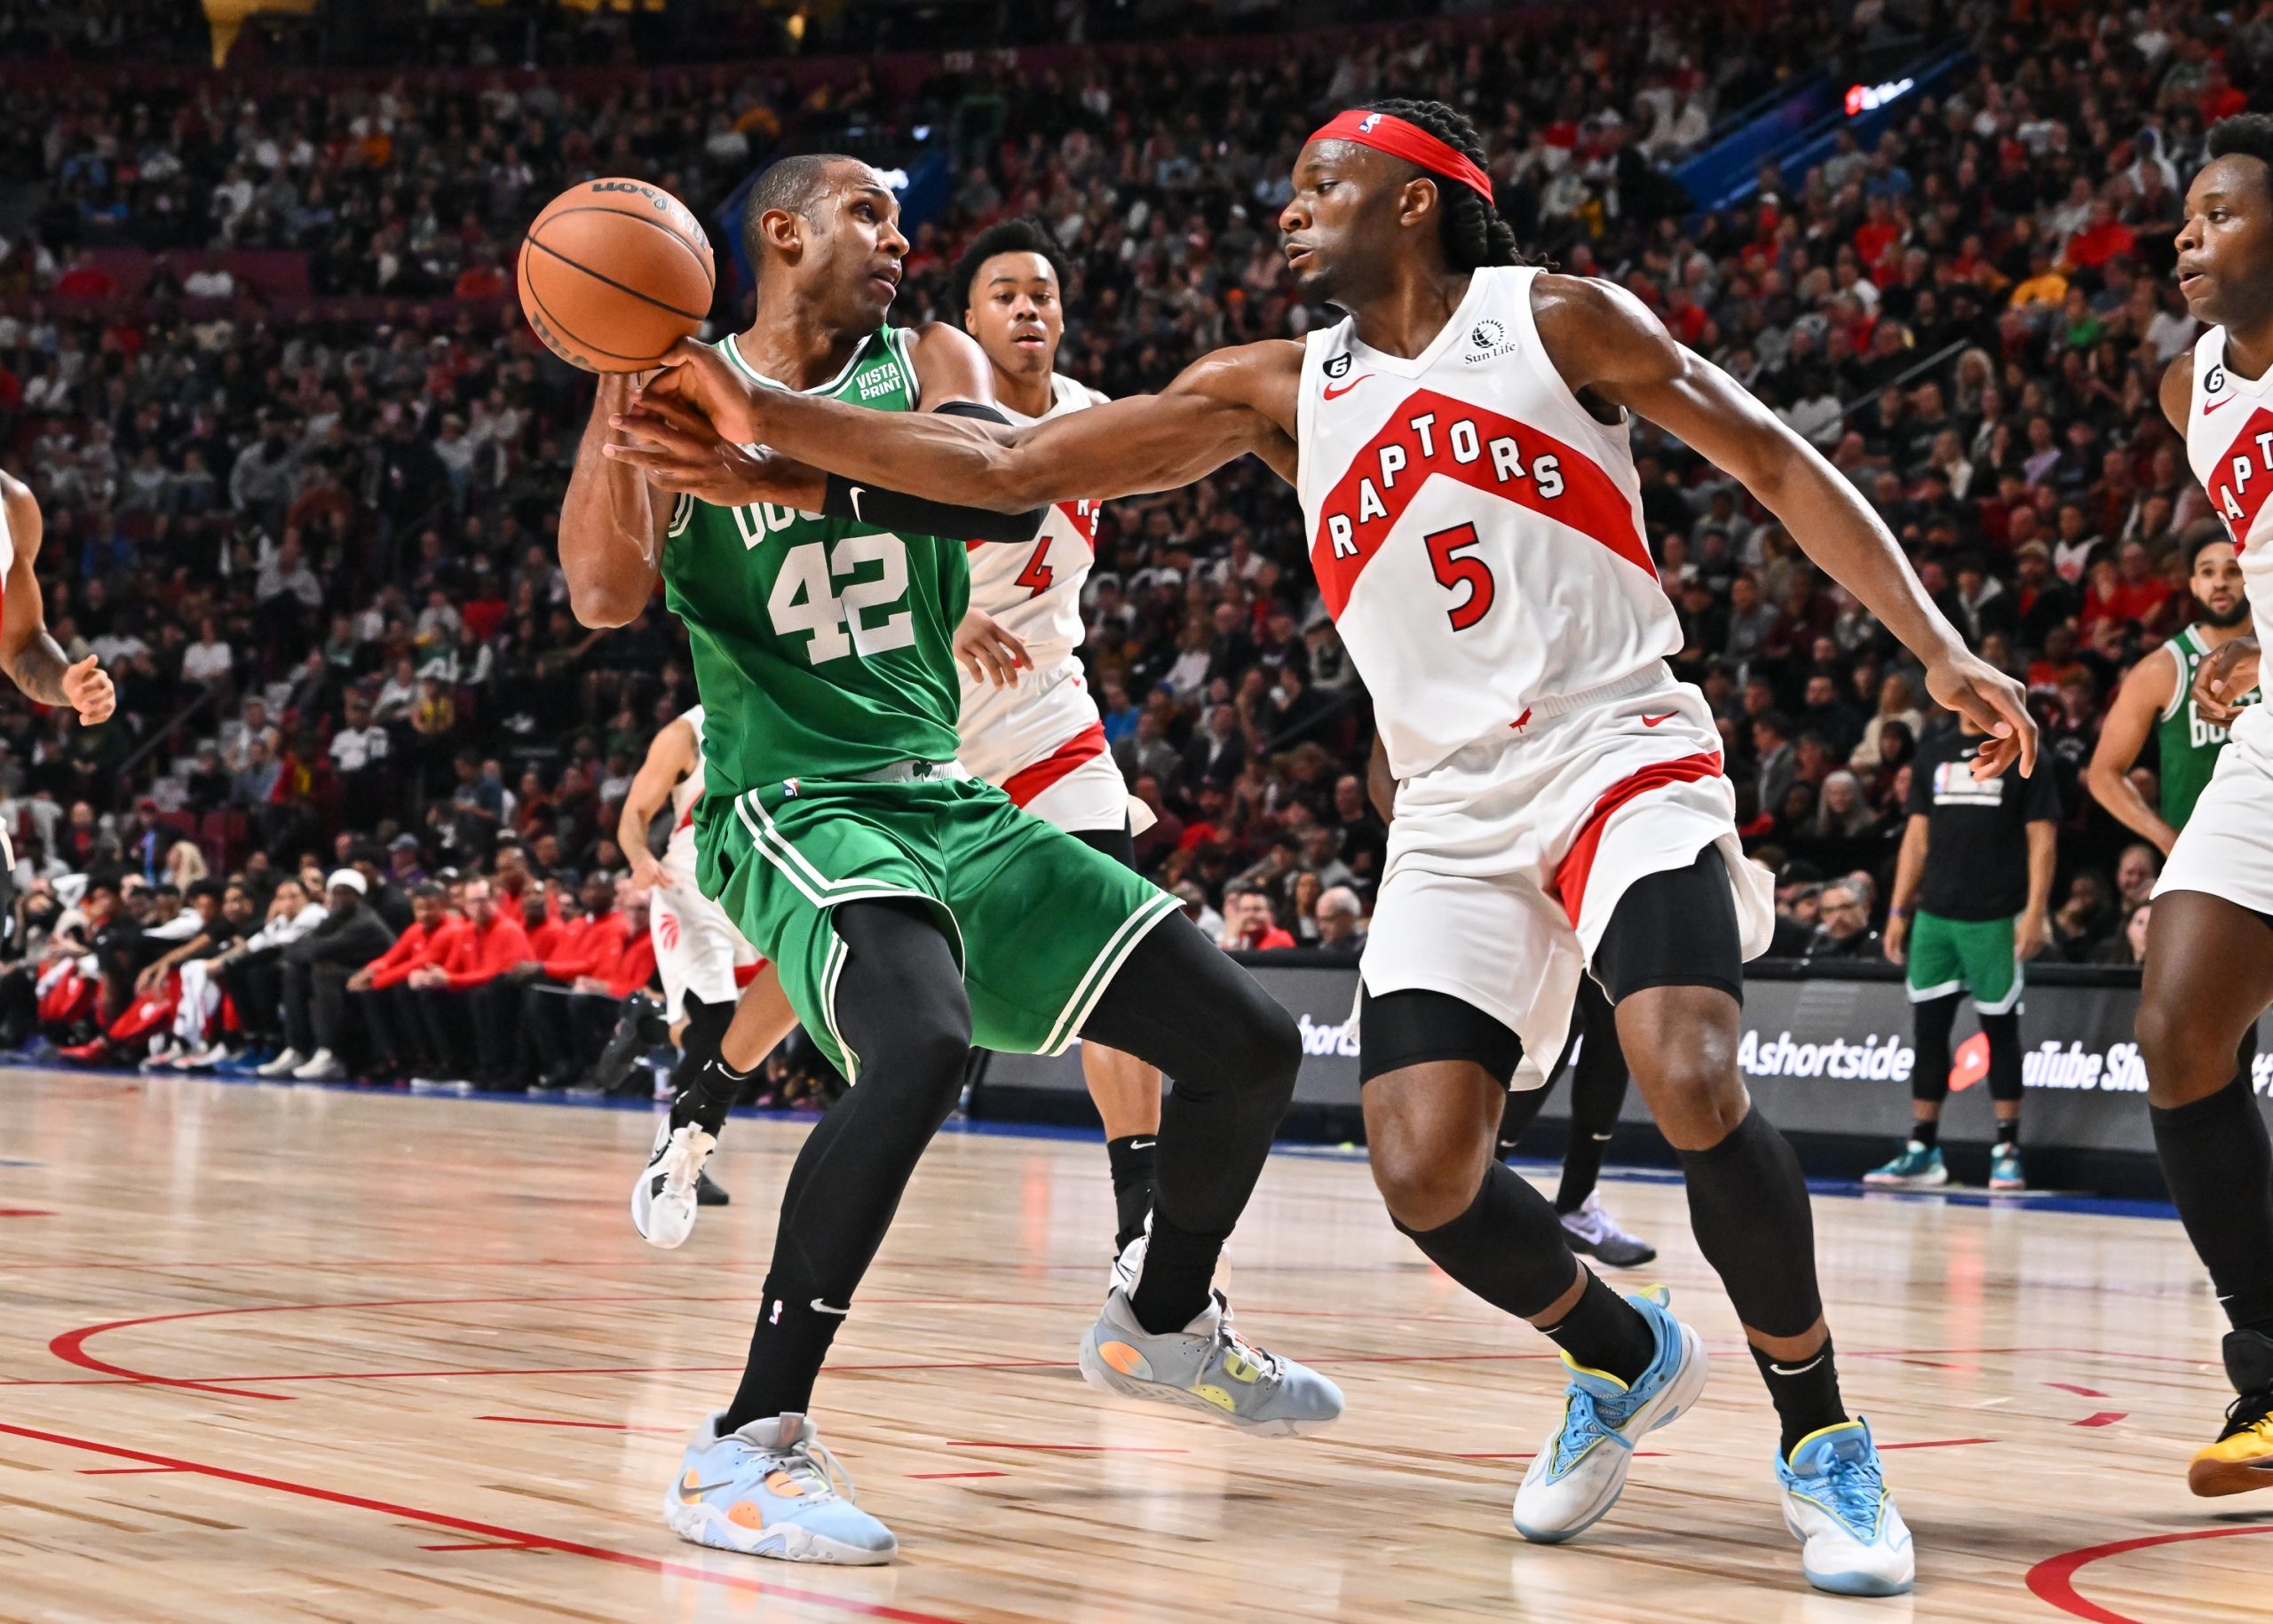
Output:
[{"xmin": 767, "ymin": 535, "xmax": 915, "ymax": 665}]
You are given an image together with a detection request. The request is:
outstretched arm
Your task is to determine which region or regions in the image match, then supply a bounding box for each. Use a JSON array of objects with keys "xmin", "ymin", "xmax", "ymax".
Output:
[
  {"xmin": 622, "ymin": 339, "xmax": 1303, "ymax": 511},
  {"xmin": 0, "ymin": 473, "xmax": 112, "ymax": 724},
  {"xmin": 1533, "ymin": 274, "xmax": 2036, "ymax": 780}
]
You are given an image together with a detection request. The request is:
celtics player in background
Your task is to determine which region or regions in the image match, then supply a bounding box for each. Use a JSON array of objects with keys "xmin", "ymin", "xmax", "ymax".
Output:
[
  {"xmin": 566, "ymin": 154, "xmax": 1340, "ymax": 1565},
  {"xmin": 1869, "ymin": 711, "xmax": 2060, "ymax": 1192},
  {"xmin": 2085, "ymin": 524, "xmax": 2260, "ymax": 853}
]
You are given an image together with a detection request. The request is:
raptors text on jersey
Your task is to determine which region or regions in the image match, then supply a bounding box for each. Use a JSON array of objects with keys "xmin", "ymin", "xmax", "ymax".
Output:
[
  {"xmin": 1295, "ymin": 265, "xmax": 1680, "ymax": 779},
  {"xmin": 2182, "ymin": 325, "xmax": 2273, "ymax": 763}
]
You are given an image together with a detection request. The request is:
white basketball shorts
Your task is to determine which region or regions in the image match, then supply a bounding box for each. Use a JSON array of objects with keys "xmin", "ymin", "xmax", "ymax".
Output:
[
  {"xmin": 1361, "ymin": 664, "xmax": 1775, "ymax": 1089},
  {"xmin": 962, "ymin": 658, "xmax": 1138, "ymax": 835},
  {"xmin": 2156, "ymin": 734, "xmax": 2273, "ymax": 917},
  {"xmin": 653, "ymin": 837, "xmax": 759, "ymax": 1024}
]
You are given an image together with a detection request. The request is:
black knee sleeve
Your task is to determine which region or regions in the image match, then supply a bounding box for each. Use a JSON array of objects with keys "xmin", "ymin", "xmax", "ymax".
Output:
[
  {"xmin": 1676, "ymin": 1108, "xmax": 1824, "ymax": 1339},
  {"xmin": 1910, "ymin": 992, "xmax": 1960, "ymax": 1106},
  {"xmin": 1979, "ymin": 1009, "xmax": 2024, "ymax": 1103},
  {"xmin": 1593, "ymin": 846, "xmax": 1744, "ymax": 1005},
  {"xmin": 1395, "ymin": 1161, "xmax": 1580, "ymax": 1320}
]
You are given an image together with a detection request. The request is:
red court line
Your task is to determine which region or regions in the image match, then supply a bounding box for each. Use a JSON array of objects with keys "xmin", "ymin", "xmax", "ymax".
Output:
[
  {"xmin": 2026, "ymin": 1524, "xmax": 2273, "ymax": 1624},
  {"xmin": 476, "ymin": 1415, "xmax": 680, "ymax": 1433},
  {"xmin": 946, "ymin": 1442, "xmax": 1185, "ymax": 1454},
  {"xmin": 419, "ymin": 1540, "xmax": 543, "ymax": 1552},
  {"xmin": 44, "ymin": 1292, "xmax": 724, "ymax": 1399},
  {"xmin": 0, "ymin": 1420, "xmax": 970, "ymax": 1624},
  {"xmin": 2047, "ymin": 1382, "xmax": 2110, "ymax": 1398},
  {"xmin": 2072, "ymin": 1411, "xmax": 2129, "ymax": 1428},
  {"xmin": 0, "ymin": 1208, "xmax": 55, "ymax": 1216},
  {"xmin": 79, "ymin": 1466, "xmax": 189, "ymax": 1474}
]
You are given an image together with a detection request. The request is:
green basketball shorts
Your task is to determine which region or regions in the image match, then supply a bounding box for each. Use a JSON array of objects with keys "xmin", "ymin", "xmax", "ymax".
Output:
[
  {"xmin": 1904, "ymin": 909, "xmax": 2022, "ymax": 1015},
  {"xmin": 694, "ymin": 765, "xmax": 1180, "ymax": 1079}
]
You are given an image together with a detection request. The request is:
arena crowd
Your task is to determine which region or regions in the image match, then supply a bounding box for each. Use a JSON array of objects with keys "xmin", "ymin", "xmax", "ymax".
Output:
[{"xmin": 0, "ymin": 0, "xmax": 2259, "ymax": 1081}]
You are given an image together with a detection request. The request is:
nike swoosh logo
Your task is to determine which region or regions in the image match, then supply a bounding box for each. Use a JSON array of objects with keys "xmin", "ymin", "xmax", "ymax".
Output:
[
  {"xmin": 1322, "ymin": 375, "xmax": 1372, "ymax": 400},
  {"xmin": 847, "ymin": 485, "xmax": 867, "ymax": 516},
  {"xmin": 1640, "ymin": 712, "xmax": 1677, "ymax": 727},
  {"xmin": 2206, "ymin": 395, "xmax": 2238, "ymax": 415},
  {"xmin": 1768, "ymin": 1354, "xmax": 1826, "ymax": 1376},
  {"xmin": 1129, "ymin": 1139, "xmax": 1155, "ymax": 1151},
  {"xmin": 809, "ymin": 1298, "xmax": 850, "ymax": 1316},
  {"xmin": 680, "ymin": 1478, "xmax": 737, "ymax": 1501}
]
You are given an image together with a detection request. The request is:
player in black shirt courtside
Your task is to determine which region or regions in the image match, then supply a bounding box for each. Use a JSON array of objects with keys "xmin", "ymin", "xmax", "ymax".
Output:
[{"xmin": 1869, "ymin": 712, "xmax": 2058, "ymax": 1191}]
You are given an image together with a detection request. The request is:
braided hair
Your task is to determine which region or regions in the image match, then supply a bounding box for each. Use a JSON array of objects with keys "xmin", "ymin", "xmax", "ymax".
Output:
[{"xmin": 1356, "ymin": 98, "xmax": 1523, "ymax": 272}]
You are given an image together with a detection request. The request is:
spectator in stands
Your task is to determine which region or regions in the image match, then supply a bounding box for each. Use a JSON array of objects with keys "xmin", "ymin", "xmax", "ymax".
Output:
[
  {"xmin": 401, "ymin": 875, "xmax": 528, "ymax": 1092},
  {"xmin": 2096, "ymin": 900, "xmax": 2154, "ymax": 967},
  {"xmin": 218, "ymin": 876, "xmax": 325, "ymax": 1071},
  {"xmin": 1216, "ymin": 884, "xmax": 1294, "ymax": 952},
  {"xmin": 1313, "ymin": 887, "xmax": 1366, "ymax": 956},
  {"xmin": 348, "ymin": 883, "xmax": 461, "ymax": 1083},
  {"xmin": 270, "ymin": 869, "xmax": 397, "ymax": 1081},
  {"xmin": 1802, "ymin": 878, "xmax": 1881, "ymax": 961}
]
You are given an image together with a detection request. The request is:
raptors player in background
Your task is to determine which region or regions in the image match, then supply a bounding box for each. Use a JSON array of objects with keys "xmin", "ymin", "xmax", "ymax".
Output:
[
  {"xmin": 947, "ymin": 219, "xmax": 1165, "ymax": 1269},
  {"xmin": 616, "ymin": 704, "xmax": 759, "ymax": 1240},
  {"xmin": 629, "ymin": 98, "xmax": 2040, "ymax": 1595},
  {"xmin": 2141, "ymin": 114, "xmax": 2273, "ymax": 1500}
]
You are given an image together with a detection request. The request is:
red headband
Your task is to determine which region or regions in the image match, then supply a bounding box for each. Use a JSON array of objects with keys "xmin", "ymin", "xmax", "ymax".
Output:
[{"xmin": 1305, "ymin": 109, "xmax": 1495, "ymax": 204}]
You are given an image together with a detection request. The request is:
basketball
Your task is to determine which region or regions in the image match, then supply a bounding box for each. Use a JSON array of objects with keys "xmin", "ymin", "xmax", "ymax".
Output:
[{"xmin": 518, "ymin": 178, "xmax": 715, "ymax": 373}]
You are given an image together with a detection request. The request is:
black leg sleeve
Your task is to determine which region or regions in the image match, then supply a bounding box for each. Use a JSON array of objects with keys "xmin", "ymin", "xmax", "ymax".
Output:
[
  {"xmin": 1910, "ymin": 992, "xmax": 1960, "ymax": 1108},
  {"xmin": 723, "ymin": 899, "xmax": 972, "ymax": 1431},
  {"xmin": 1557, "ymin": 974, "xmax": 1628, "ymax": 1213},
  {"xmin": 2152, "ymin": 1077, "xmax": 2273, "ymax": 1338},
  {"xmin": 1676, "ymin": 1108, "xmax": 1825, "ymax": 1339},
  {"xmin": 1076, "ymin": 915, "xmax": 1300, "ymax": 1332},
  {"xmin": 1979, "ymin": 1008, "xmax": 2024, "ymax": 1103},
  {"xmin": 310, "ymin": 966, "xmax": 350, "ymax": 1055}
]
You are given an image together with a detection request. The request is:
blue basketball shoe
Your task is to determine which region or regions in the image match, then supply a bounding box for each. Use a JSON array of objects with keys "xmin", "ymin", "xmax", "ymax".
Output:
[
  {"xmin": 1776, "ymin": 1418, "xmax": 1914, "ymax": 1595},
  {"xmin": 663, "ymin": 1411, "xmax": 896, "ymax": 1565},
  {"xmin": 1512, "ymin": 1285, "xmax": 1708, "ymax": 1542}
]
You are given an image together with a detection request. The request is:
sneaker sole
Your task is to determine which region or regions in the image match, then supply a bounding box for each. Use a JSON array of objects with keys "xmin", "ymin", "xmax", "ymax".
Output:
[
  {"xmin": 1861, "ymin": 1171, "xmax": 1948, "ymax": 1188},
  {"xmin": 2189, "ymin": 1454, "xmax": 2273, "ymax": 1497},
  {"xmin": 662, "ymin": 1493, "xmax": 895, "ymax": 1565},
  {"xmin": 1782, "ymin": 1507, "xmax": 1915, "ymax": 1595},
  {"xmin": 631, "ymin": 1175, "xmax": 695, "ymax": 1249},
  {"xmin": 1514, "ymin": 1322, "xmax": 1711, "ymax": 1545},
  {"xmin": 1076, "ymin": 1327, "xmax": 1335, "ymax": 1438},
  {"xmin": 1572, "ymin": 1236, "xmax": 1658, "ymax": 1269}
]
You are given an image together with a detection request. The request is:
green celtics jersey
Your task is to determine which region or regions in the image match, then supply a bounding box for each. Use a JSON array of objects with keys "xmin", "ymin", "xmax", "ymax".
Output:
[
  {"xmin": 2157, "ymin": 624, "xmax": 2261, "ymax": 830},
  {"xmin": 661, "ymin": 327, "xmax": 966, "ymax": 795}
]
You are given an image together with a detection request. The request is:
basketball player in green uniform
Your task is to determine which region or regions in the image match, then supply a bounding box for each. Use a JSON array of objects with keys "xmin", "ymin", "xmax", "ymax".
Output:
[
  {"xmin": 562, "ymin": 154, "xmax": 1339, "ymax": 1566},
  {"xmin": 2086, "ymin": 525, "xmax": 2261, "ymax": 854}
]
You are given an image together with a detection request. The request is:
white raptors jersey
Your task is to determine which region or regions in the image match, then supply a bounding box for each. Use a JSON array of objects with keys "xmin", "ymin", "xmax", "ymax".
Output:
[
  {"xmin": 2182, "ymin": 326, "xmax": 2273, "ymax": 763},
  {"xmin": 958, "ymin": 372, "xmax": 1109, "ymax": 783},
  {"xmin": 665, "ymin": 705, "xmax": 708, "ymax": 866},
  {"xmin": 1297, "ymin": 265, "xmax": 1680, "ymax": 779}
]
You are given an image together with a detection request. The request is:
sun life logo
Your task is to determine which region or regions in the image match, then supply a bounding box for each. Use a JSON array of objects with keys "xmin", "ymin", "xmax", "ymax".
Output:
[{"xmin": 1464, "ymin": 317, "xmax": 1517, "ymax": 364}]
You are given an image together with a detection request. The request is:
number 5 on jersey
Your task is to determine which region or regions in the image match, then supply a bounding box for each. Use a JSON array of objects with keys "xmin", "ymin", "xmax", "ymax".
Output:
[
  {"xmin": 768, "ymin": 535, "xmax": 915, "ymax": 664},
  {"xmin": 1425, "ymin": 522, "xmax": 1495, "ymax": 630}
]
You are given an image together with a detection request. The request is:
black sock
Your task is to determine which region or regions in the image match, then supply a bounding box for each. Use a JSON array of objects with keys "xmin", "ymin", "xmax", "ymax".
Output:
[
  {"xmin": 1911, "ymin": 1116, "xmax": 1940, "ymax": 1151},
  {"xmin": 672, "ymin": 1053, "xmax": 754, "ymax": 1137},
  {"xmin": 1751, "ymin": 1336, "xmax": 1849, "ymax": 1461},
  {"xmin": 1129, "ymin": 1208, "xmax": 1224, "ymax": 1334},
  {"xmin": 1994, "ymin": 1115, "xmax": 2020, "ymax": 1149},
  {"xmin": 1537, "ymin": 1268, "xmax": 1657, "ymax": 1385},
  {"xmin": 1105, "ymin": 1133, "xmax": 1157, "ymax": 1254},
  {"xmin": 721, "ymin": 1273, "xmax": 847, "ymax": 1432},
  {"xmin": 2151, "ymin": 1076, "xmax": 2273, "ymax": 1339}
]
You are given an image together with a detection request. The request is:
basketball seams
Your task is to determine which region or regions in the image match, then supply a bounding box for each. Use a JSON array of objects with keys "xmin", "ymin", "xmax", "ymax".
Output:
[{"xmin": 522, "ymin": 230, "xmax": 711, "ymax": 325}]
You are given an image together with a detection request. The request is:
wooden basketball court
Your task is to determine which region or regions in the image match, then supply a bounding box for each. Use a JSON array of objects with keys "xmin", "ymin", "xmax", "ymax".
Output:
[{"xmin": 0, "ymin": 1069, "xmax": 2261, "ymax": 1621}]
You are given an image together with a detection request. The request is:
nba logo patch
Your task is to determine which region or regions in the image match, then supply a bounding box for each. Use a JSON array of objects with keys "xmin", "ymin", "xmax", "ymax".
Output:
[
  {"xmin": 782, "ymin": 778, "xmax": 799, "ymax": 798},
  {"xmin": 1358, "ymin": 113, "xmax": 1383, "ymax": 135}
]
